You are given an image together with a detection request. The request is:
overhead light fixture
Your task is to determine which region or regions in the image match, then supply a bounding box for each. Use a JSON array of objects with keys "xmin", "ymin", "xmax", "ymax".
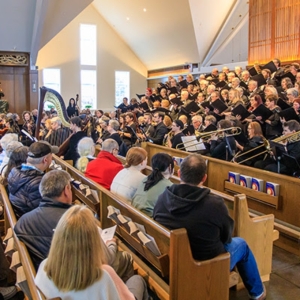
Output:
[
  {"xmin": 127, "ymin": 17, "xmax": 130, "ymax": 21},
  {"xmin": 143, "ymin": 8, "xmax": 147, "ymax": 12}
]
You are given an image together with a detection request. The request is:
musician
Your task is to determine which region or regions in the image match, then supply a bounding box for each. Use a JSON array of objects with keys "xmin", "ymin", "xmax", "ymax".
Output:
[
  {"xmin": 192, "ymin": 115, "xmax": 205, "ymax": 134},
  {"xmin": 117, "ymin": 97, "xmax": 129, "ymax": 113},
  {"xmin": 256, "ymin": 120, "xmax": 300, "ymax": 175},
  {"xmin": 120, "ymin": 112, "xmax": 138, "ymax": 147},
  {"xmin": 235, "ymin": 122, "xmax": 266, "ymax": 166},
  {"xmin": 96, "ymin": 116, "xmax": 110, "ymax": 144},
  {"xmin": 45, "ymin": 117, "xmax": 70, "ymax": 147},
  {"xmin": 166, "ymin": 120, "xmax": 185, "ymax": 149},
  {"xmin": 62, "ymin": 117, "xmax": 86, "ymax": 165},
  {"xmin": 178, "ymin": 115, "xmax": 194, "ymax": 136},
  {"xmin": 21, "ymin": 111, "xmax": 36, "ymax": 146},
  {"xmin": 66, "ymin": 98, "xmax": 79, "ymax": 118},
  {"xmin": 204, "ymin": 115, "xmax": 217, "ymax": 131},
  {"xmin": 209, "ymin": 120, "xmax": 236, "ymax": 161},
  {"xmin": 147, "ymin": 112, "xmax": 168, "ymax": 145},
  {"xmin": 264, "ymin": 95, "xmax": 282, "ymax": 139}
]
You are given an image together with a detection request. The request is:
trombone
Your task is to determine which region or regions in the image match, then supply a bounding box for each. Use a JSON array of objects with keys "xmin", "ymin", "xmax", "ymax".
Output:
[
  {"xmin": 232, "ymin": 130, "xmax": 300, "ymax": 164},
  {"xmin": 176, "ymin": 127, "xmax": 242, "ymax": 150}
]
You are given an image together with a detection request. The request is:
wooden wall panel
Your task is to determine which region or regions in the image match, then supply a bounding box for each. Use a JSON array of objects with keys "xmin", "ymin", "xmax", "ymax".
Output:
[{"xmin": 249, "ymin": 0, "xmax": 300, "ymax": 64}]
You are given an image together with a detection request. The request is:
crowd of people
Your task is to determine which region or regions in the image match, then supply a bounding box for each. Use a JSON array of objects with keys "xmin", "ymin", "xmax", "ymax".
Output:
[{"xmin": 3, "ymin": 59, "xmax": 300, "ymax": 299}]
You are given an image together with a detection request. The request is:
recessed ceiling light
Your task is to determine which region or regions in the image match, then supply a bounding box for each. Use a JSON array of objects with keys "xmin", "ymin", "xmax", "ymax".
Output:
[
  {"xmin": 127, "ymin": 17, "xmax": 130, "ymax": 21},
  {"xmin": 143, "ymin": 8, "xmax": 147, "ymax": 12}
]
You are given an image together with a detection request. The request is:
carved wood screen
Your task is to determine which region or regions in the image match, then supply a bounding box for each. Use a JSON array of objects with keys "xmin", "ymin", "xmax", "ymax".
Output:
[{"xmin": 249, "ymin": 0, "xmax": 300, "ymax": 64}]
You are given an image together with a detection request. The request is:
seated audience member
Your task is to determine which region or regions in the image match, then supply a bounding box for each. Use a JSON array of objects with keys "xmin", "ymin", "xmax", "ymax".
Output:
[
  {"xmin": 35, "ymin": 205, "xmax": 148, "ymax": 300},
  {"xmin": 62, "ymin": 117, "xmax": 86, "ymax": 165},
  {"xmin": 14, "ymin": 170, "xmax": 73, "ymax": 270},
  {"xmin": 107, "ymin": 119, "xmax": 128, "ymax": 156},
  {"xmin": 153, "ymin": 154, "xmax": 266, "ymax": 300},
  {"xmin": 76, "ymin": 137, "xmax": 95, "ymax": 173},
  {"xmin": 132, "ymin": 153, "xmax": 174, "ymax": 217},
  {"xmin": 1, "ymin": 145, "xmax": 28, "ymax": 186},
  {"xmin": 8, "ymin": 141, "xmax": 57, "ymax": 218},
  {"xmin": 0, "ymin": 140, "xmax": 23, "ymax": 178},
  {"xmin": 111, "ymin": 147, "xmax": 147, "ymax": 203},
  {"xmin": 0, "ymin": 133, "xmax": 18, "ymax": 170},
  {"xmin": 85, "ymin": 139, "xmax": 123, "ymax": 190}
]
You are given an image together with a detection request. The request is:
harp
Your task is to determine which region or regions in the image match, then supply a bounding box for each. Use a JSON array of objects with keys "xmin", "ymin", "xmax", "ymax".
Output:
[{"xmin": 35, "ymin": 86, "xmax": 70, "ymax": 139}]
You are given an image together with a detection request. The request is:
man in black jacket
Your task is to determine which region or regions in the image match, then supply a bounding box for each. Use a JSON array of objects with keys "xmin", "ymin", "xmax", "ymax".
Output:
[
  {"xmin": 153, "ymin": 154, "xmax": 266, "ymax": 300},
  {"xmin": 147, "ymin": 112, "xmax": 168, "ymax": 145},
  {"xmin": 14, "ymin": 169, "xmax": 73, "ymax": 270}
]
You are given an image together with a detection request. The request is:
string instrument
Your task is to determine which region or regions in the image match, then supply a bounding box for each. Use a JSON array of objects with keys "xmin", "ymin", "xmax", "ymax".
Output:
[{"xmin": 56, "ymin": 131, "xmax": 74, "ymax": 157}]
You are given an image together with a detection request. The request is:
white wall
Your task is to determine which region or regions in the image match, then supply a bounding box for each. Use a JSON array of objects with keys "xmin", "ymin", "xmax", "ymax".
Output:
[{"xmin": 37, "ymin": 4, "xmax": 147, "ymax": 111}]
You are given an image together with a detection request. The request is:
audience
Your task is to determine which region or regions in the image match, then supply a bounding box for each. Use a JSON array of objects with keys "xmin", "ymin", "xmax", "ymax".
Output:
[
  {"xmin": 76, "ymin": 137, "xmax": 95, "ymax": 172},
  {"xmin": 111, "ymin": 147, "xmax": 147, "ymax": 203},
  {"xmin": 132, "ymin": 153, "xmax": 174, "ymax": 217}
]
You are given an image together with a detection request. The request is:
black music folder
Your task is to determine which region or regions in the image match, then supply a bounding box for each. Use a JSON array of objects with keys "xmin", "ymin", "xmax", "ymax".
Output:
[
  {"xmin": 151, "ymin": 107, "xmax": 171, "ymax": 115},
  {"xmin": 167, "ymin": 86, "xmax": 178, "ymax": 94},
  {"xmin": 136, "ymin": 93, "xmax": 145, "ymax": 100},
  {"xmin": 251, "ymin": 74, "xmax": 266, "ymax": 87},
  {"xmin": 200, "ymin": 101, "xmax": 214, "ymax": 111},
  {"xmin": 216, "ymin": 81, "xmax": 227, "ymax": 89},
  {"xmin": 279, "ymin": 72, "xmax": 296, "ymax": 82},
  {"xmin": 248, "ymin": 67, "xmax": 258, "ymax": 76},
  {"xmin": 278, "ymin": 107, "xmax": 299, "ymax": 121},
  {"xmin": 139, "ymin": 102, "xmax": 150, "ymax": 111},
  {"xmin": 170, "ymin": 97, "xmax": 183, "ymax": 106},
  {"xmin": 231, "ymin": 104, "xmax": 251, "ymax": 120},
  {"xmin": 182, "ymin": 101, "xmax": 200, "ymax": 114},
  {"xmin": 252, "ymin": 104, "xmax": 273, "ymax": 120},
  {"xmin": 211, "ymin": 99, "xmax": 228, "ymax": 113},
  {"xmin": 260, "ymin": 61, "xmax": 277, "ymax": 73},
  {"xmin": 178, "ymin": 80, "xmax": 188, "ymax": 89},
  {"xmin": 277, "ymin": 98, "xmax": 291, "ymax": 110}
]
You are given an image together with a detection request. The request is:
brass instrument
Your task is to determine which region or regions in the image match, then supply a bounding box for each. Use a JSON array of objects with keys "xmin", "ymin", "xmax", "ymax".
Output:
[
  {"xmin": 176, "ymin": 127, "xmax": 241, "ymax": 150},
  {"xmin": 163, "ymin": 130, "xmax": 175, "ymax": 147},
  {"xmin": 232, "ymin": 130, "xmax": 300, "ymax": 164}
]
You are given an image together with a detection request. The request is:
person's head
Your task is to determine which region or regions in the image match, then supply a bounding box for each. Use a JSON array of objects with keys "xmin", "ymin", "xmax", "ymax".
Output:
[
  {"xmin": 196, "ymin": 92, "xmax": 205, "ymax": 103},
  {"xmin": 44, "ymin": 118, "xmax": 52, "ymax": 130},
  {"xmin": 95, "ymin": 110, "xmax": 103, "ymax": 118},
  {"xmin": 231, "ymin": 77, "xmax": 240, "ymax": 89},
  {"xmin": 125, "ymin": 112, "xmax": 134, "ymax": 124},
  {"xmin": 161, "ymin": 99, "xmax": 170, "ymax": 109},
  {"xmin": 265, "ymin": 94, "xmax": 278, "ymax": 108},
  {"xmin": 227, "ymin": 72, "xmax": 236, "ymax": 83},
  {"xmin": 123, "ymin": 97, "xmax": 128, "ymax": 104},
  {"xmin": 210, "ymin": 91, "xmax": 219, "ymax": 102},
  {"xmin": 186, "ymin": 74, "xmax": 194, "ymax": 83},
  {"xmin": 235, "ymin": 66, "xmax": 242, "ymax": 75},
  {"xmin": 283, "ymin": 120, "xmax": 300, "ymax": 134},
  {"xmin": 3, "ymin": 146, "xmax": 28, "ymax": 183},
  {"xmin": 51, "ymin": 117, "xmax": 62, "ymax": 130},
  {"xmin": 222, "ymin": 66, "xmax": 229, "ymax": 74},
  {"xmin": 99, "ymin": 116, "xmax": 110, "ymax": 129},
  {"xmin": 76, "ymin": 137, "xmax": 95, "ymax": 172},
  {"xmin": 69, "ymin": 98, "xmax": 75, "ymax": 106},
  {"xmin": 32, "ymin": 109, "xmax": 38, "ymax": 117},
  {"xmin": 153, "ymin": 112, "xmax": 165, "ymax": 124},
  {"xmin": 261, "ymin": 69, "xmax": 271, "ymax": 79},
  {"xmin": 22, "ymin": 111, "xmax": 32, "ymax": 122},
  {"xmin": 221, "ymin": 89, "xmax": 229, "ymax": 100},
  {"xmin": 0, "ymin": 133, "xmax": 18, "ymax": 151},
  {"xmin": 273, "ymin": 58, "xmax": 281, "ymax": 68},
  {"xmin": 27, "ymin": 141, "xmax": 58, "ymax": 170},
  {"xmin": 264, "ymin": 85, "xmax": 278, "ymax": 97},
  {"xmin": 248, "ymin": 80, "xmax": 258, "ymax": 92},
  {"xmin": 241, "ymin": 70, "xmax": 250, "ymax": 81},
  {"xmin": 44, "ymin": 205, "xmax": 105, "ymax": 291},
  {"xmin": 124, "ymin": 147, "xmax": 147, "ymax": 169},
  {"xmin": 293, "ymin": 98, "xmax": 300, "ymax": 111},
  {"xmin": 290, "ymin": 63, "xmax": 299, "ymax": 76},
  {"xmin": 144, "ymin": 153, "xmax": 174, "ymax": 192},
  {"xmin": 250, "ymin": 94, "xmax": 263, "ymax": 108},
  {"xmin": 39, "ymin": 170, "xmax": 72, "ymax": 203},
  {"xmin": 247, "ymin": 122, "xmax": 263, "ymax": 138},
  {"xmin": 178, "ymin": 115, "xmax": 187, "ymax": 125},
  {"xmin": 205, "ymin": 115, "xmax": 216, "ymax": 127},
  {"xmin": 180, "ymin": 90, "xmax": 189, "ymax": 101},
  {"xmin": 218, "ymin": 119, "xmax": 232, "ymax": 130},
  {"xmin": 172, "ymin": 120, "xmax": 184, "ymax": 133},
  {"xmin": 179, "ymin": 154, "xmax": 207, "ymax": 186},
  {"xmin": 218, "ymin": 72, "xmax": 226, "ymax": 81},
  {"xmin": 70, "ymin": 117, "xmax": 82, "ymax": 131},
  {"xmin": 144, "ymin": 113, "xmax": 152, "ymax": 124},
  {"xmin": 107, "ymin": 119, "xmax": 119, "ymax": 133},
  {"xmin": 192, "ymin": 115, "xmax": 203, "ymax": 130},
  {"xmin": 286, "ymin": 88, "xmax": 299, "ymax": 103},
  {"xmin": 5, "ymin": 141, "xmax": 23, "ymax": 158},
  {"xmin": 281, "ymin": 77, "xmax": 293, "ymax": 90},
  {"xmin": 228, "ymin": 89, "xmax": 240, "ymax": 102},
  {"xmin": 101, "ymin": 139, "xmax": 119, "ymax": 156}
]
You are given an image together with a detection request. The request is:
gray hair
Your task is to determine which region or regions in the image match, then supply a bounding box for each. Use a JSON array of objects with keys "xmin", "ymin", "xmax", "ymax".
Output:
[
  {"xmin": 109, "ymin": 120, "xmax": 120, "ymax": 131},
  {"xmin": 287, "ymin": 88, "xmax": 299, "ymax": 98},
  {"xmin": 102, "ymin": 138, "xmax": 118, "ymax": 153},
  {"xmin": 39, "ymin": 169, "xmax": 71, "ymax": 198},
  {"xmin": 192, "ymin": 115, "xmax": 203, "ymax": 123},
  {"xmin": 0, "ymin": 134, "xmax": 18, "ymax": 150},
  {"xmin": 27, "ymin": 156, "xmax": 46, "ymax": 165},
  {"xmin": 5, "ymin": 141, "xmax": 23, "ymax": 158},
  {"xmin": 265, "ymin": 86, "xmax": 278, "ymax": 96},
  {"xmin": 77, "ymin": 137, "xmax": 95, "ymax": 157},
  {"xmin": 51, "ymin": 117, "xmax": 62, "ymax": 126}
]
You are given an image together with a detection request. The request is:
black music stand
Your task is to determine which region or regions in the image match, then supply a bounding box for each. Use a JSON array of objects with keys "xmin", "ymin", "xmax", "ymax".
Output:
[
  {"xmin": 281, "ymin": 153, "xmax": 300, "ymax": 176},
  {"xmin": 269, "ymin": 141, "xmax": 287, "ymax": 173}
]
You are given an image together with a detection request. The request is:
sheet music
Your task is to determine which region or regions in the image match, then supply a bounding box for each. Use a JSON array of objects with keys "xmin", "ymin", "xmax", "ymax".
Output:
[{"xmin": 181, "ymin": 136, "xmax": 206, "ymax": 151}]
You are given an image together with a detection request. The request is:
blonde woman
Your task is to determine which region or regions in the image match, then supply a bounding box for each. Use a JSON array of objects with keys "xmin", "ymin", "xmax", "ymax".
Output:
[
  {"xmin": 35, "ymin": 205, "xmax": 148, "ymax": 300},
  {"xmin": 76, "ymin": 137, "xmax": 95, "ymax": 172}
]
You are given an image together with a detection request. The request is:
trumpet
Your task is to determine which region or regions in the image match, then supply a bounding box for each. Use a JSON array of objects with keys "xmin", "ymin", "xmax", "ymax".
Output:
[{"xmin": 176, "ymin": 127, "xmax": 241, "ymax": 150}]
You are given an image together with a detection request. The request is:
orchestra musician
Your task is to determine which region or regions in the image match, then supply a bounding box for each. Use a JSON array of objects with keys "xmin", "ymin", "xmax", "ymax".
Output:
[
  {"xmin": 66, "ymin": 98, "xmax": 79, "ymax": 118},
  {"xmin": 21, "ymin": 111, "xmax": 36, "ymax": 146},
  {"xmin": 165, "ymin": 120, "xmax": 185, "ymax": 149}
]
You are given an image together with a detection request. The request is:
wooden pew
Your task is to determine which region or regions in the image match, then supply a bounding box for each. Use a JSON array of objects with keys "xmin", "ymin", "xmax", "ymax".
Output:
[
  {"xmin": 52, "ymin": 156, "xmax": 277, "ymax": 296},
  {"xmin": 140, "ymin": 142, "xmax": 300, "ymax": 256},
  {"xmin": 0, "ymin": 185, "xmax": 61, "ymax": 300}
]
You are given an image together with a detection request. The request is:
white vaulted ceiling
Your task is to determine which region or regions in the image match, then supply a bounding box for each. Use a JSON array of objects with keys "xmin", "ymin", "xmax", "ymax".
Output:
[{"xmin": 92, "ymin": 0, "xmax": 249, "ymax": 70}]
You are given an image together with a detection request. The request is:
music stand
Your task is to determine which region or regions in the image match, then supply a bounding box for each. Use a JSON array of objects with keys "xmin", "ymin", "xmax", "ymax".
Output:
[
  {"xmin": 138, "ymin": 125, "xmax": 153, "ymax": 143},
  {"xmin": 125, "ymin": 125, "xmax": 140, "ymax": 147},
  {"xmin": 269, "ymin": 141, "xmax": 287, "ymax": 173},
  {"xmin": 281, "ymin": 153, "xmax": 300, "ymax": 175}
]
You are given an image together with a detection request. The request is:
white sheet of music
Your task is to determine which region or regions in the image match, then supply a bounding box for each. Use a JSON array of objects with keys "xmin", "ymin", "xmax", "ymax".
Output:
[{"xmin": 181, "ymin": 136, "xmax": 206, "ymax": 151}]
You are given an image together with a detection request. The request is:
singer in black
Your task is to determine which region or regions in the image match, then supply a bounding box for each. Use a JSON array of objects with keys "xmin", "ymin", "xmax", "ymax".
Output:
[{"xmin": 147, "ymin": 112, "xmax": 168, "ymax": 145}]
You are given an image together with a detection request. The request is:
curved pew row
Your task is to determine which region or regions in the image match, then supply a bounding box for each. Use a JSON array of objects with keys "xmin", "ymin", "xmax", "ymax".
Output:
[
  {"xmin": 0, "ymin": 185, "xmax": 61, "ymax": 300},
  {"xmin": 139, "ymin": 142, "xmax": 300, "ymax": 255},
  {"xmin": 52, "ymin": 155, "xmax": 277, "ymax": 299}
]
